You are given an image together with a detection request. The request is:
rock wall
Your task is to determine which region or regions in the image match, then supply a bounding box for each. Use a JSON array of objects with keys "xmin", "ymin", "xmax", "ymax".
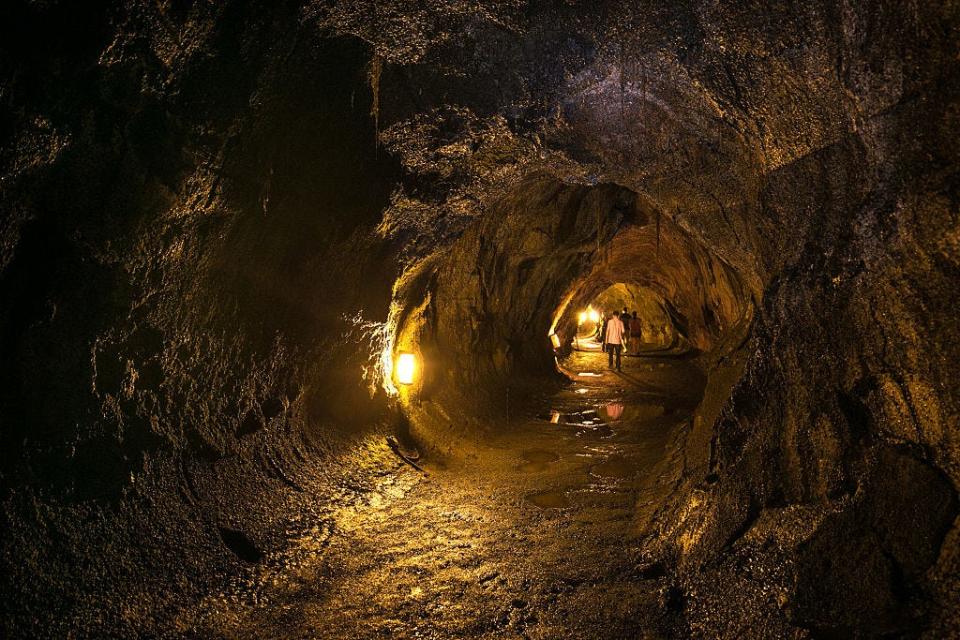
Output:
[
  {"xmin": 1, "ymin": 0, "xmax": 958, "ymax": 636},
  {"xmin": 1, "ymin": 2, "xmax": 403, "ymax": 634}
]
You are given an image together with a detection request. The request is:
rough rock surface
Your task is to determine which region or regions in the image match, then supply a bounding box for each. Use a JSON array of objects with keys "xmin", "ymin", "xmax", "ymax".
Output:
[{"xmin": 1, "ymin": 0, "xmax": 958, "ymax": 637}]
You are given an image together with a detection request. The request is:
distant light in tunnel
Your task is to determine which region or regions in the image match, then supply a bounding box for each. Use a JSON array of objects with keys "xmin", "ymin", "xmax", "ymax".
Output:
[
  {"xmin": 587, "ymin": 307, "xmax": 600, "ymax": 323},
  {"xmin": 578, "ymin": 311, "xmax": 588, "ymax": 325},
  {"xmin": 395, "ymin": 352, "xmax": 418, "ymax": 386}
]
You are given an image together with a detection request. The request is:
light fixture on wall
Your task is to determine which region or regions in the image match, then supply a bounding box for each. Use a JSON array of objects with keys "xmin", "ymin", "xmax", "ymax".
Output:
[
  {"xmin": 549, "ymin": 332, "xmax": 561, "ymax": 349},
  {"xmin": 395, "ymin": 352, "xmax": 418, "ymax": 386}
]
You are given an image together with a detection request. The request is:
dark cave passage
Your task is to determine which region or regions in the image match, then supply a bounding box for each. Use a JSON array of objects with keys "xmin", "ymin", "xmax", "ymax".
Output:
[
  {"xmin": 385, "ymin": 177, "xmax": 752, "ymax": 459},
  {"xmin": 2, "ymin": 1, "xmax": 960, "ymax": 638},
  {"xmin": 575, "ymin": 283, "xmax": 688, "ymax": 354}
]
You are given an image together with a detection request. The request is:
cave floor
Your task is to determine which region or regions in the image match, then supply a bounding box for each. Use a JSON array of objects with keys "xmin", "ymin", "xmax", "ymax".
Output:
[{"xmin": 186, "ymin": 351, "xmax": 705, "ymax": 639}]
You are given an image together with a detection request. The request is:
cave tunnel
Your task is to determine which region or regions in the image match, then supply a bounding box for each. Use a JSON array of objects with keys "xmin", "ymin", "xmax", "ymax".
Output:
[{"xmin": 2, "ymin": 1, "xmax": 959, "ymax": 638}]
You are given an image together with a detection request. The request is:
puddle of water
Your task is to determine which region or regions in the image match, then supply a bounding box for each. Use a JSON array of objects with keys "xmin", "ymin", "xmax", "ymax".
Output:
[
  {"xmin": 590, "ymin": 457, "xmax": 635, "ymax": 478},
  {"xmin": 539, "ymin": 403, "xmax": 664, "ymax": 427},
  {"xmin": 526, "ymin": 490, "xmax": 571, "ymax": 509},
  {"xmin": 602, "ymin": 402, "xmax": 624, "ymax": 420},
  {"xmin": 577, "ymin": 425, "xmax": 614, "ymax": 438},
  {"xmin": 538, "ymin": 409, "xmax": 604, "ymax": 427},
  {"xmin": 600, "ymin": 403, "xmax": 665, "ymax": 423},
  {"xmin": 518, "ymin": 449, "xmax": 561, "ymax": 472}
]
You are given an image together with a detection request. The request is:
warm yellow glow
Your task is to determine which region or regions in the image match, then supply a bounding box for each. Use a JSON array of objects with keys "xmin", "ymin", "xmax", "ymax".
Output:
[
  {"xmin": 548, "ymin": 287, "xmax": 578, "ymax": 337},
  {"xmin": 549, "ymin": 332, "xmax": 561, "ymax": 349},
  {"xmin": 395, "ymin": 352, "xmax": 417, "ymax": 385},
  {"xmin": 578, "ymin": 311, "xmax": 587, "ymax": 325},
  {"xmin": 587, "ymin": 307, "xmax": 600, "ymax": 323}
]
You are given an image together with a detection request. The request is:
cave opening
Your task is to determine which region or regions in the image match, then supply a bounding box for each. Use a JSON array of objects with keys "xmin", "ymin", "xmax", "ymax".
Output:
[
  {"xmin": 382, "ymin": 178, "xmax": 752, "ymax": 469},
  {"xmin": 564, "ymin": 284, "xmax": 683, "ymax": 354},
  {"xmin": 3, "ymin": 1, "xmax": 959, "ymax": 638}
]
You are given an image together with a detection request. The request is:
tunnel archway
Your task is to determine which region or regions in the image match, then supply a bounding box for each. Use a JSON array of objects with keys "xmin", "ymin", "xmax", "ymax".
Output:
[
  {"xmin": 2, "ymin": 1, "xmax": 959, "ymax": 638},
  {"xmin": 583, "ymin": 283, "xmax": 687, "ymax": 353},
  {"xmin": 384, "ymin": 175, "xmax": 754, "ymax": 461}
]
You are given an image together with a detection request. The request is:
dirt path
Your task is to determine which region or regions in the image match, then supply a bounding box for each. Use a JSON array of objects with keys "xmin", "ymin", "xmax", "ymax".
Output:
[{"xmin": 189, "ymin": 351, "xmax": 705, "ymax": 639}]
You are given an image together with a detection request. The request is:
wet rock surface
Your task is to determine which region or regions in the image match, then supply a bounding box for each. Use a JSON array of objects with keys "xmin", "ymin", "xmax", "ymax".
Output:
[
  {"xmin": 1, "ymin": 0, "xmax": 959, "ymax": 637},
  {"xmin": 175, "ymin": 351, "xmax": 702, "ymax": 639}
]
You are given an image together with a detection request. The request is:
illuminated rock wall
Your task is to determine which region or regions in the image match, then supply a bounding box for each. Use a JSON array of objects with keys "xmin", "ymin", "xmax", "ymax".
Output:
[{"xmin": 1, "ymin": 0, "xmax": 958, "ymax": 636}]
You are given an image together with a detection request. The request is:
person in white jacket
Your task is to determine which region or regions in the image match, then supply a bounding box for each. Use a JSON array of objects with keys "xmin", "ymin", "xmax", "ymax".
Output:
[{"xmin": 603, "ymin": 311, "xmax": 626, "ymax": 371}]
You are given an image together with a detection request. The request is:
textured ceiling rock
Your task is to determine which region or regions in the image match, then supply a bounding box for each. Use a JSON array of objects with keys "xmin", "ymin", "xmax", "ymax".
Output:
[
  {"xmin": 327, "ymin": 1, "xmax": 960, "ymax": 634},
  {"xmin": 1, "ymin": 0, "xmax": 958, "ymax": 636}
]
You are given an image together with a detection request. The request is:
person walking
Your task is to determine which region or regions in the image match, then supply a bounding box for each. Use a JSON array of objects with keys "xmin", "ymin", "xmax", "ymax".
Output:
[
  {"xmin": 621, "ymin": 312, "xmax": 630, "ymax": 354},
  {"xmin": 629, "ymin": 312, "xmax": 642, "ymax": 352},
  {"xmin": 604, "ymin": 310, "xmax": 625, "ymax": 371}
]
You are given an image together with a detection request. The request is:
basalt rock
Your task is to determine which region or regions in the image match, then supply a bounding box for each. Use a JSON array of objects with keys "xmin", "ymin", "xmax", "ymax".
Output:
[{"xmin": 1, "ymin": 0, "xmax": 958, "ymax": 637}]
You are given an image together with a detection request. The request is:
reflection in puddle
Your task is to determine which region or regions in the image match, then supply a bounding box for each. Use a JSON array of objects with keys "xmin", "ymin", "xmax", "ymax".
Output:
[
  {"xmin": 538, "ymin": 402, "xmax": 665, "ymax": 427},
  {"xmin": 599, "ymin": 402, "xmax": 667, "ymax": 423},
  {"xmin": 538, "ymin": 409, "xmax": 604, "ymax": 427},
  {"xmin": 525, "ymin": 490, "xmax": 571, "ymax": 509},
  {"xmin": 602, "ymin": 402, "xmax": 624, "ymax": 420},
  {"xmin": 577, "ymin": 372, "xmax": 603, "ymax": 377}
]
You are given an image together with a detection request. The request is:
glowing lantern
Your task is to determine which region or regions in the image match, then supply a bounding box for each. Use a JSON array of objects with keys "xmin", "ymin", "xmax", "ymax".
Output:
[
  {"xmin": 395, "ymin": 352, "xmax": 417, "ymax": 385},
  {"xmin": 549, "ymin": 332, "xmax": 561, "ymax": 349}
]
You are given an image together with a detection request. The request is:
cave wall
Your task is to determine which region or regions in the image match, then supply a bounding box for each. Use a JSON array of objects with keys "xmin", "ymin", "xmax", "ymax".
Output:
[
  {"xmin": 1, "ymin": 0, "xmax": 958, "ymax": 636},
  {"xmin": 1, "ymin": 1, "xmax": 402, "ymax": 634}
]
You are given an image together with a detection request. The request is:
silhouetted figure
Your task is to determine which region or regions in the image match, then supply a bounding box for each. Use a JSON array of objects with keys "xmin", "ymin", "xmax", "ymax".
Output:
[
  {"xmin": 604, "ymin": 311, "xmax": 625, "ymax": 370},
  {"xmin": 596, "ymin": 312, "xmax": 607, "ymax": 341},
  {"xmin": 629, "ymin": 312, "xmax": 642, "ymax": 349}
]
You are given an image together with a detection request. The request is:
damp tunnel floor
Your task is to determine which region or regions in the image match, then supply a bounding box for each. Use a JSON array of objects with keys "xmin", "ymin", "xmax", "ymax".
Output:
[
  {"xmin": 180, "ymin": 350, "xmax": 705, "ymax": 638},
  {"xmin": 4, "ymin": 1, "xmax": 959, "ymax": 636}
]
